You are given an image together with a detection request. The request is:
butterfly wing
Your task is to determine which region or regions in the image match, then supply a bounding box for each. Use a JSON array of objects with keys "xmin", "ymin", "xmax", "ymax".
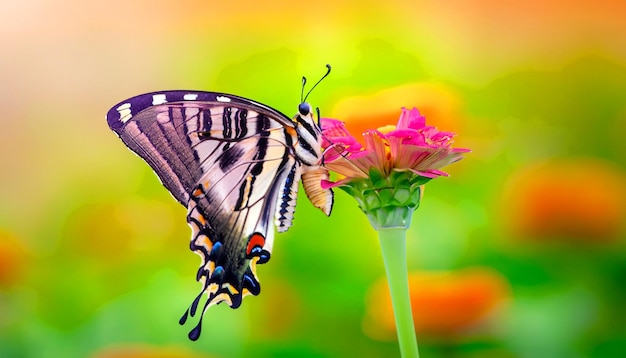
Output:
[{"xmin": 106, "ymin": 91, "xmax": 301, "ymax": 340}]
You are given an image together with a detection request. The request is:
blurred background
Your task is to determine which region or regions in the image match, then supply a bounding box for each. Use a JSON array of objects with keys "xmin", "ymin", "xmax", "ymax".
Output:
[{"xmin": 1, "ymin": 0, "xmax": 625, "ymax": 357}]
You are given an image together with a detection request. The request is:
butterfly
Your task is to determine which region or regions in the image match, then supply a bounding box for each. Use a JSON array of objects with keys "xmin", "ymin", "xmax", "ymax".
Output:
[{"xmin": 106, "ymin": 67, "xmax": 334, "ymax": 340}]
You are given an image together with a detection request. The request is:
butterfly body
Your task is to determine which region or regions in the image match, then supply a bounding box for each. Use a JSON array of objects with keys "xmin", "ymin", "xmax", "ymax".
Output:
[{"xmin": 106, "ymin": 90, "xmax": 333, "ymax": 340}]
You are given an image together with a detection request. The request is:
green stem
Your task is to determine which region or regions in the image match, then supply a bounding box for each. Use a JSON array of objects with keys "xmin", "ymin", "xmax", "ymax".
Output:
[{"xmin": 377, "ymin": 227, "xmax": 420, "ymax": 358}]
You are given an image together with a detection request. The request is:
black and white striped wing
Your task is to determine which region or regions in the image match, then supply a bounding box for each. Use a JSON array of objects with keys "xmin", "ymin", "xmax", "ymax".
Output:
[{"xmin": 106, "ymin": 91, "xmax": 301, "ymax": 340}]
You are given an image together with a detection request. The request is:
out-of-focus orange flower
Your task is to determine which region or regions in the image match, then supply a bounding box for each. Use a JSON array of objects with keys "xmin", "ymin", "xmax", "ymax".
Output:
[
  {"xmin": 91, "ymin": 344, "xmax": 213, "ymax": 358},
  {"xmin": 503, "ymin": 158, "xmax": 626, "ymax": 242},
  {"xmin": 363, "ymin": 267, "xmax": 509, "ymax": 340},
  {"xmin": 0, "ymin": 230, "xmax": 28, "ymax": 288},
  {"xmin": 330, "ymin": 82, "xmax": 465, "ymax": 147}
]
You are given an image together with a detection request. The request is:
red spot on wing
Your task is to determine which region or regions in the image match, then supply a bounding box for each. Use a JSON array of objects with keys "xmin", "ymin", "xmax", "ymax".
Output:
[{"xmin": 246, "ymin": 233, "xmax": 266, "ymax": 256}]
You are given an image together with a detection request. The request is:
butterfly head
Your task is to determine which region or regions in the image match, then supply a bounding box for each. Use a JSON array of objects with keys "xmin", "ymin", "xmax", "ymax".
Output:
[
  {"xmin": 298, "ymin": 102, "xmax": 312, "ymax": 117},
  {"xmin": 295, "ymin": 101, "xmax": 319, "ymax": 128},
  {"xmin": 294, "ymin": 102, "xmax": 318, "ymax": 129}
]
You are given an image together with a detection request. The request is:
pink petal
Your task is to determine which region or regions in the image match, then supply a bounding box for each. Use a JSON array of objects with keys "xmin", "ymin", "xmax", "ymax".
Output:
[
  {"xmin": 321, "ymin": 178, "xmax": 355, "ymax": 189},
  {"xmin": 397, "ymin": 107, "xmax": 425, "ymax": 130},
  {"xmin": 362, "ymin": 130, "xmax": 392, "ymax": 174},
  {"xmin": 320, "ymin": 118, "xmax": 363, "ymax": 154},
  {"xmin": 431, "ymin": 131, "xmax": 455, "ymax": 141},
  {"xmin": 411, "ymin": 169, "xmax": 450, "ymax": 178},
  {"xmin": 321, "ymin": 118, "xmax": 354, "ymax": 140},
  {"xmin": 386, "ymin": 128, "xmax": 428, "ymax": 146},
  {"xmin": 324, "ymin": 135, "xmax": 362, "ymax": 152},
  {"xmin": 321, "ymin": 179, "xmax": 338, "ymax": 189},
  {"xmin": 320, "ymin": 118, "xmax": 346, "ymax": 132}
]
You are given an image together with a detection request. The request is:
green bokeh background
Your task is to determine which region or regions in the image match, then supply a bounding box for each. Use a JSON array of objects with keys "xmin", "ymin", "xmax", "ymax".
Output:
[{"xmin": 1, "ymin": 1, "xmax": 625, "ymax": 357}]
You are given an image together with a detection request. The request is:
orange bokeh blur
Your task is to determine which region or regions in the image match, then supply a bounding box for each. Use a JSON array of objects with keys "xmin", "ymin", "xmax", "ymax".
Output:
[
  {"xmin": 503, "ymin": 158, "xmax": 626, "ymax": 242},
  {"xmin": 91, "ymin": 344, "xmax": 214, "ymax": 358},
  {"xmin": 363, "ymin": 267, "xmax": 509, "ymax": 340},
  {"xmin": 249, "ymin": 277, "xmax": 302, "ymax": 340},
  {"xmin": 330, "ymin": 83, "xmax": 465, "ymax": 144},
  {"xmin": 0, "ymin": 231, "xmax": 28, "ymax": 289}
]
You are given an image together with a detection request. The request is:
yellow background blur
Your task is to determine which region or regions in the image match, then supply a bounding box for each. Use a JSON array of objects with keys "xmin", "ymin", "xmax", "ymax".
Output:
[{"xmin": 1, "ymin": 1, "xmax": 625, "ymax": 357}]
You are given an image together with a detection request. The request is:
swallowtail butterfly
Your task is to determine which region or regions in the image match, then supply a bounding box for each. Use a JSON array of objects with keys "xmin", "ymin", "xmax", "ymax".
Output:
[{"xmin": 106, "ymin": 67, "xmax": 334, "ymax": 340}]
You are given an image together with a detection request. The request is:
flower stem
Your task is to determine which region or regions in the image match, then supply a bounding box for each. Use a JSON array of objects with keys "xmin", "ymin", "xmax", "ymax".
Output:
[{"xmin": 377, "ymin": 227, "xmax": 420, "ymax": 358}]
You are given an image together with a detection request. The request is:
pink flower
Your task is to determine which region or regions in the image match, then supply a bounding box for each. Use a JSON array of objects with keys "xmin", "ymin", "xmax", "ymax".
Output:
[{"xmin": 321, "ymin": 107, "xmax": 470, "ymax": 189}]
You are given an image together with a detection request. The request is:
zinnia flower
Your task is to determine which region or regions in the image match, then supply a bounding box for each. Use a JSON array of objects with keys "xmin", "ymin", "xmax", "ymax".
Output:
[
  {"xmin": 322, "ymin": 107, "xmax": 468, "ymax": 185},
  {"xmin": 320, "ymin": 107, "xmax": 469, "ymax": 358},
  {"xmin": 321, "ymin": 107, "xmax": 469, "ymax": 228}
]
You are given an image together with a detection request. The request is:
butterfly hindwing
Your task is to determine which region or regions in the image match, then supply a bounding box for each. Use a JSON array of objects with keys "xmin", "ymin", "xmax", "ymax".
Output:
[
  {"xmin": 182, "ymin": 155, "xmax": 300, "ymax": 340},
  {"xmin": 187, "ymin": 134, "xmax": 299, "ymax": 300}
]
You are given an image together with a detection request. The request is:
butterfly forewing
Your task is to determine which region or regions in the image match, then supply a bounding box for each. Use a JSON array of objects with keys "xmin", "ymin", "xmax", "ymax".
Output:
[{"xmin": 107, "ymin": 91, "xmax": 295, "ymax": 204}]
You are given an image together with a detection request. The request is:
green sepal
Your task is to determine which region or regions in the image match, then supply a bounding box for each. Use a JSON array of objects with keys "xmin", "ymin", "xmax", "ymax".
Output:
[{"xmin": 337, "ymin": 170, "xmax": 432, "ymax": 228}]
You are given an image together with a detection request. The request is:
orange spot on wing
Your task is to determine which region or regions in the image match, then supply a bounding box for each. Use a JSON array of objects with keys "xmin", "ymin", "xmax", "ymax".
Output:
[
  {"xmin": 197, "ymin": 214, "xmax": 207, "ymax": 226},
  {"xmin": 200, "ymin": 235, "xmax": 212, "ymax": 250},
  {"xmin": 285, "ymin": 126, "xmax": 297, "ymax": 137},
  {"xmin": 205, "ymin": 261, "xmax": 215, "ymax": 274},
  {"xmin": 246, "ymin": 233, "xmax": 266, "ymax": 256}
]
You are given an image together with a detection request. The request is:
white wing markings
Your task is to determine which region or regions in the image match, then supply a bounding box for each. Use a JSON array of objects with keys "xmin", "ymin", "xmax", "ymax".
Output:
[
  {"xmin": 152, "ymin": 94, "xmax": 168, "ymax": 105},
  {"xmin": 116, "ymin": 102, "xmax": 132, "ymax": 123}
]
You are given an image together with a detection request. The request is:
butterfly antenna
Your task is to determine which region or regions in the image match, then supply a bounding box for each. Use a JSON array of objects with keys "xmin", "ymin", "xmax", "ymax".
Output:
[
  {"xmin": 303, "ymin": 64, "xmax": 331, "ymax": 103},
  {"xmin": 300, "ymin": 76, "xmax": 307, "ymax": 104}
]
